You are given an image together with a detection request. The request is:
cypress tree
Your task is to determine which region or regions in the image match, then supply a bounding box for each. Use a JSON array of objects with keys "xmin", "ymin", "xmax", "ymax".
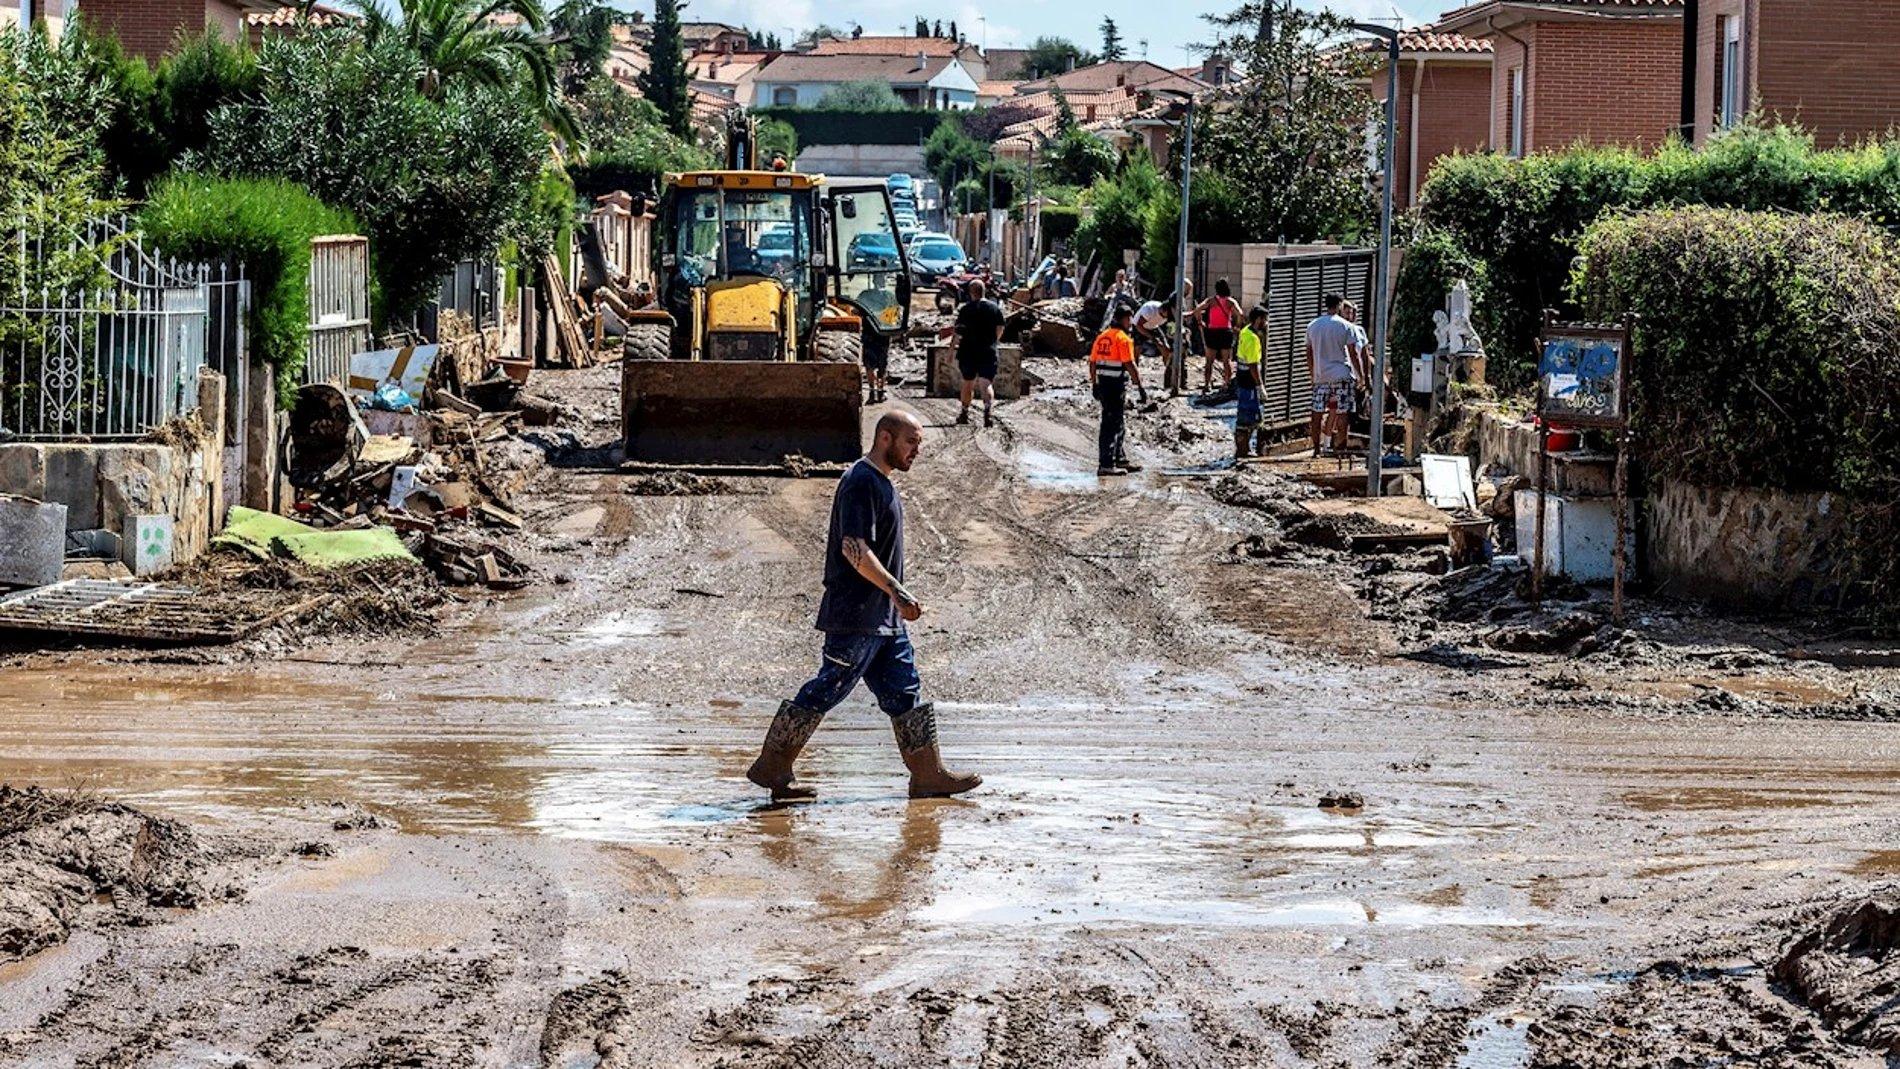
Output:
[{"xmin": 640, "ymin": 0, "xmax": 693, "ymax": 140}]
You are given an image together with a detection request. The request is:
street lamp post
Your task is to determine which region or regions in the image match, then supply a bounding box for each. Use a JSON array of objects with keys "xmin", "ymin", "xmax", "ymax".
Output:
[
  {"xmin": 1154, "ymin": 90, "xmax": 1196, "ymax": 395},
  {"xmin": 1352, "ymin": 22, "xmax": 1401, "ymax": 497}
]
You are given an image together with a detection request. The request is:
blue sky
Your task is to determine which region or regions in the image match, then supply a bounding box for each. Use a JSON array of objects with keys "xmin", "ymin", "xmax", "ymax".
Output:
[{"xmin": 611, "ymin": 0, "xmax": 1442, "ymax": 69}]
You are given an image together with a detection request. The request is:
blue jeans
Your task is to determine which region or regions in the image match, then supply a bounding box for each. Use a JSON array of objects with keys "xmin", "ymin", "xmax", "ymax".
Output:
[{"xmin": 792, "ymin": 631, "xmax": 922, "ymax": 716}]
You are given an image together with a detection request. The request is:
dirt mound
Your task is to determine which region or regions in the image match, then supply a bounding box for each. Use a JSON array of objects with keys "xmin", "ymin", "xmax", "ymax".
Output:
[
  {"xmin": 1285, "ymin": 512, "xmax": 1405, "ymax": 551},
  {"xmin": 0, "ymin": 785, "xmax": 215, "ymax": 963},
  {"xmin": 1773, "ymin": 895, "xmax": 1900, "ymax": 1056},
  {"xmin": 625, "ymin": 472, "xmax": 734, "ymax": 497},
  {"xmin": 1209, "ymin": 471, "xmax": 1318, "ymax": 524}
]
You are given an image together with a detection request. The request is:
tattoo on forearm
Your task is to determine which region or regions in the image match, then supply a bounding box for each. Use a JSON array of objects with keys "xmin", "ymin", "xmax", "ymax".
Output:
[{"xmin": 842, "ymin": 537, "xmax": 868, "ymax": 568}]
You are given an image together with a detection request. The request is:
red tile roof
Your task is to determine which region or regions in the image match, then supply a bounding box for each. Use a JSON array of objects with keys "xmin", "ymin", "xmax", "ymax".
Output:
[
  {"xmin": 754, "ymin": 52, "xmax": 963, "ymax": 86},
  {"xmin": 807, "ymin": 36, "xmax": 970, "ymax": 57},
  {"xmin": 1400, "ymin": 30, "xmax": 1493, "ymax": 54},
  {"xmin": 246, "ymin": 2, "xmax": 350, "ymax": 28},
  {"xmin": 1015, "ymin": 60, "xmax": 1209, "ymax": 97},
  {"xmin": 1438, "ymin": 0, "xmax": 1684, "ymax": 33}
]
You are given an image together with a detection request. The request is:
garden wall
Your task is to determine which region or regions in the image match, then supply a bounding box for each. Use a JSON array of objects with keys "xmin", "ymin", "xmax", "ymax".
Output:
[
  {"xmin": 1644, "ymin": 479, "xmax": 1851, "ymax": 610},
  {"xmin": 0, "ymin": 371, "xmax": 226, "ymax": 577}
]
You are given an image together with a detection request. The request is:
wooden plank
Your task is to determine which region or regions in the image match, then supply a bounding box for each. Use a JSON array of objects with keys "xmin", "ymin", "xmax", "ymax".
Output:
[{"xmin": 541, "ymin": 255, "xmax": 591, "ymax": 368}]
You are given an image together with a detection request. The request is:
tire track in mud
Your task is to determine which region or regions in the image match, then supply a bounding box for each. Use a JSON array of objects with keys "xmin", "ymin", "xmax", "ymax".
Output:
[{"xmin": 4, "ymin": 838, "xmax": 577, "ymax": 1068}]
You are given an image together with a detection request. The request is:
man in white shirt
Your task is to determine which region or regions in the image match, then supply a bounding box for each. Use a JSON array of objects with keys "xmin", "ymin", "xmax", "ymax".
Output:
[
  {"xmin": 1306, "ymin": 293, "xmax": 1359, "ymax": 455},
  {"xmin": 1131, "ymin": 297, "xmax": 1174, "ymax": 365}
]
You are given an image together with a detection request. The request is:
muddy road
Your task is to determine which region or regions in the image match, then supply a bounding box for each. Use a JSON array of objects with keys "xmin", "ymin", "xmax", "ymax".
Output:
[{"xmin": 3, "ymin": 362, "xmax": 1899, "ymax": 1067}]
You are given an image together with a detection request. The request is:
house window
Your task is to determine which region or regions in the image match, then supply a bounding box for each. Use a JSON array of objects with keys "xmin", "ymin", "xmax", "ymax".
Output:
[
  {"xmin": 1507, "ymin": 67, "xmax": 1525, "ymax": 157},
  {"xmin": 1718, "ymin": 15, "xmax": 1744, "ymax": 128},
  {"xmin": 772, "ymin": 86, "xmax": 797, "ymax": 107}
]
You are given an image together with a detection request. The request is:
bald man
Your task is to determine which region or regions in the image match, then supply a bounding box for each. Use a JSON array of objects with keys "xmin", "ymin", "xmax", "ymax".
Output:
[{"xmin": 747, "ymin": 410, "xmax": 983, "ymax": 801}]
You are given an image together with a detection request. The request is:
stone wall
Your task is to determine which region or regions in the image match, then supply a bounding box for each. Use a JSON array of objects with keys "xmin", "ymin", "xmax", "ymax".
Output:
[
  {"xmin": 1471, "ymin": 405, "xmax": 1851, "ymax": 609},
  {"xmin": 0, "ymin": 371, "xmax": 226, "ymax": 576},
  {"xmin": 1644, "ymin": 477, "xmax": 1850, "ymax": 609}
]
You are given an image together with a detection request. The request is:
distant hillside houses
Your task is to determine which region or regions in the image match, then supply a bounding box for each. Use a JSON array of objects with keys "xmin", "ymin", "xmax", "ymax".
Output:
[{"xmin": 751, "ymin": 51, "xmax": 980, "ymax": 110}]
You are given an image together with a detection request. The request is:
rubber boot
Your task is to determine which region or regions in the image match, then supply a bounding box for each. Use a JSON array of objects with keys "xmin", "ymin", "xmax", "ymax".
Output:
[
  {"xmin": 1234, "ymin": 427, "xmax": 1251, "ymax": 461},
  {"xmin": 746, "ymin": 700, "xmax": 825, "ymax": 801},
  {"xmin": 891, "ymin": 703, "xmax": 982, "ymax": 798}
]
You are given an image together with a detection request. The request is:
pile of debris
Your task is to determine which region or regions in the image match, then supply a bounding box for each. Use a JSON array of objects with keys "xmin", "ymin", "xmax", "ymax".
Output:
[
  {"xmin": 1006, "ymin": 296, "xmax": 1107, "ymax": 358},
  {"xmin": 282, "ymin": 372, "xmax": 550, "ymax": 590}
]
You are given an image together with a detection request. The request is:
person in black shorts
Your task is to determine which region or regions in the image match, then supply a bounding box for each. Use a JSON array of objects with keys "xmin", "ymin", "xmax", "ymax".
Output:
[
  {"xmin": 953, "ymin": 280, "xmax": 1006, "ymax": 428},
  {"xmin": 862, "ymin": 330, "xmax": 890, "ymax": 404}
]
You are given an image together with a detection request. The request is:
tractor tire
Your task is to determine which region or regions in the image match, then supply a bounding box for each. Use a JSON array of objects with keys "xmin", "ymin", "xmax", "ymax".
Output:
[
  {"xmin": 813, "ymin": 327, "xmax": 863, "ymax": 364},
  {"xmin": 624, "ymin": 319, "xmax": 672, "ymax": 362}
]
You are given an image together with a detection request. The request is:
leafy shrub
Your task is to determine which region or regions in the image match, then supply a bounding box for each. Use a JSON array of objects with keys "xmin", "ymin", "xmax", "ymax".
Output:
[
  {"xmin": 140, "ymin": 174, "xmax": 361, "ymax": 399},
  {"xmin": 1571, "ymin": 207, "xmax": 1900, "ymax": 612},
  {"xmin": 1073, "ymin": 154, "xmax": 1163, "ymax": 273},
  {"xmin": 1140, "ymin": 169, "xmax": 1253, "ymax": 289},
  {"xmin": 1406, "ymin": 123, "xmax": 1900, "ymax": 387},
  {"xmin": 195, "ymin": 27, "xmax": 552, "ymax": 322},
  {"xmin": 153, "ymin": 33, "xmax": 259, "ymax": 171},
  {"xmin": 1389, "ymin": 227, "xmax": 1495, "ymax": 391},
  {"xmin": 1043, "ymin": 128, "xmax": 1115, "ymax": 187},
  {"xmin": 815, "ymin": 80, "xmax": 904, "ymax": 112},
  {"xmin": 1039, "ymin": 204, "xmax": 1080, "ymax": 249}
]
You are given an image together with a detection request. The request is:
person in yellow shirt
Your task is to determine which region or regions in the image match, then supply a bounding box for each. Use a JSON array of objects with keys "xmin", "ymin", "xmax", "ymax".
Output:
[
  {"xmin": 1088, "ymin": 305, "xmax": 1147, "ymax": 476},
  {"xmin": 1233, "ymin": 304, "xmax": 1267, "ymax": 459}
]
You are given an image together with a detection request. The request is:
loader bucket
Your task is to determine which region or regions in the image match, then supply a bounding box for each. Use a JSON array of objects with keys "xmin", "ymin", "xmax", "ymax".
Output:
[{"xmin": 621, "ymin": 360, "xmax": 864, "ymax": 466}]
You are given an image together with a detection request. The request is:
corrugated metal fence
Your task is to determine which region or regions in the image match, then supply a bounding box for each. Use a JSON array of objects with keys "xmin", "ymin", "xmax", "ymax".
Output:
[{"xmin": 1198, "ymin": 248, "xmax": 1374, "ymax": 427}]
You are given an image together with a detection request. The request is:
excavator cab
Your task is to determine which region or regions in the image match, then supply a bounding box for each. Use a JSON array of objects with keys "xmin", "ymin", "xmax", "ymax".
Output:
[{"xmin": 621, "ymin": 157, "xmax": 912, "ymax": 466}]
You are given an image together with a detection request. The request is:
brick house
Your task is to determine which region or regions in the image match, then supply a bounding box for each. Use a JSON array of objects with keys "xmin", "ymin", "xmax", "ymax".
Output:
[
  {"xmin": 1363, "ymin": 28, "xmax": 1494, "ymax": 205},
  {"xmin": 71, "ymin": 0, "xmax": 293, "ymax": 62},
  {"xmin": 1691, "ymin": 0, "xmax": 1900, "ymax": 147},
  {"xmin": 1437, "ymin": 0, "xmax": 1684, "ymax": 155}
]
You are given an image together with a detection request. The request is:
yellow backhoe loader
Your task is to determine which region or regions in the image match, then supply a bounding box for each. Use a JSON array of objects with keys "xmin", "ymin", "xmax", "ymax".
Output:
[{"xmin": 620, "ymin": 115, "xmax": 911, "ymax": 465}]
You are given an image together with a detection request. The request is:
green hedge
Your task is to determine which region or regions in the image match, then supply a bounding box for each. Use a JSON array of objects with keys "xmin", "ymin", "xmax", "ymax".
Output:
[
  {"xmin": 753, "ymin": 107, "xmax": 947, "ymax": 148},
  {"xmin": 1040, "ymin": 204, "xmax": 1080, "ymax": 250},
  {"xmin": 1571, "ymin": 207, "xmax": 1900, "ymax": 611},
  {"xmin": 1400, "ymin": 124, "xmax": 1900, "ymax": 388},
  {"xmin": 1389, "ymin": 228, "xmax": 1495, "ymax": 392},
  {"xmin": 140, "ymin": 174, "xmax": 361, "ymax": 401}
]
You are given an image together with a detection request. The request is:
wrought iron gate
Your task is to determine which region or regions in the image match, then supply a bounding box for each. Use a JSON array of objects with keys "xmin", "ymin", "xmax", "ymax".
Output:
[{"xmin": 2, "ymin": 214, "xmax": 247, "ymax": 440}]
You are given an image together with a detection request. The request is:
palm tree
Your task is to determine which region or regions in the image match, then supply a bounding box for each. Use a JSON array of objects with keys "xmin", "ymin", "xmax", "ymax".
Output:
[
  {"xmin": 349, "ymin": 0, "xmax": 554, "ymax": 99},
  {"xmin": 348, "ymin": 0, "xmax": 578, "ymax": 140}
]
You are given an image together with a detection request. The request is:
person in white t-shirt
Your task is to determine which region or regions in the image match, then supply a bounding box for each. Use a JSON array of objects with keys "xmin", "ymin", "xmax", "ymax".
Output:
[
  {"xmin": 1132, "ymin": 297, "xmax": 1174, "ymax": 364},
  {"xmin": 1306, "ymin": 293, "xmax": 1360, "ymax": 455}
]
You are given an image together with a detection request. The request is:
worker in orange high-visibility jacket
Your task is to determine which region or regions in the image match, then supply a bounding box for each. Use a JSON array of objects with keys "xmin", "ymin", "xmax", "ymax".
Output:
[{"xmin": 1089, "ymin": 304, "xmax": 1147, "ymax": 476}]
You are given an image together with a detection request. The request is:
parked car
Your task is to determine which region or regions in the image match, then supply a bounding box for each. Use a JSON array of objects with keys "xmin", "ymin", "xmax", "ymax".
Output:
[
  {"xmin": 756, "ymin": 227, "xmax": 797, "ymax": 272},
  {"xmin": 907, "ymin": 235, "xmax": 968, "ymax": 284},
  {"xmin": 896, "ymin": 224, "xmax": 921, "ymax": 247},
  {"xmin": 846, "ymin": 231, "xmax": 901, "ymax": 269}
]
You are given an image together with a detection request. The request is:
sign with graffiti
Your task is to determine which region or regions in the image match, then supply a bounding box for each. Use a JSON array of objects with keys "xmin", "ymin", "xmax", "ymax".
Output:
[{"xmin": 1537, "ymin": 316, "xmax": 1631, "ymax": 428}]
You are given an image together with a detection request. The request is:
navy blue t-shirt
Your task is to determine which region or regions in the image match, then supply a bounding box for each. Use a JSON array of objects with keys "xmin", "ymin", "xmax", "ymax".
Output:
[{"xmin": 815, "ymin": 458, "xmax": 905, "ymax": 634}]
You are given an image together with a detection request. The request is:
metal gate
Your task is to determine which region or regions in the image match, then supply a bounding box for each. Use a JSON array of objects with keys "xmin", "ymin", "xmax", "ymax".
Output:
[
  {"xmin": 2, "ymin": 214, "xmax": 247, "ymax": 440},
  {"xmin": 1256, "ymin": 249, "xmax": 1374, "ymax": 426},
  {"xmin": 306, "ymin": 235, "xmax": 371, "ymax": 385}
]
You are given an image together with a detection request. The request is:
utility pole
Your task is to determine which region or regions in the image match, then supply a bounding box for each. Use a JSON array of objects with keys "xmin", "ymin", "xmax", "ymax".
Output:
[
  {"xmin": 1155, "ymin": 91, "xmax": 1195, "ymax": 394},
  {"xmin": 1353, "ymin": 22, "xmax": 1400, "ymax": 497}
]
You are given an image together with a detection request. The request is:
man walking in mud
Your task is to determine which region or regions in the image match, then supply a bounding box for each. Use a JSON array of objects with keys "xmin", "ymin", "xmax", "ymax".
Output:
[
  {"xmin": 953, "ymin": 280, "xmax": 1006, "ymax": 427},
  {"xmin": 747, "ymin": 410, "xmax": 983, "ymax": 802}
]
